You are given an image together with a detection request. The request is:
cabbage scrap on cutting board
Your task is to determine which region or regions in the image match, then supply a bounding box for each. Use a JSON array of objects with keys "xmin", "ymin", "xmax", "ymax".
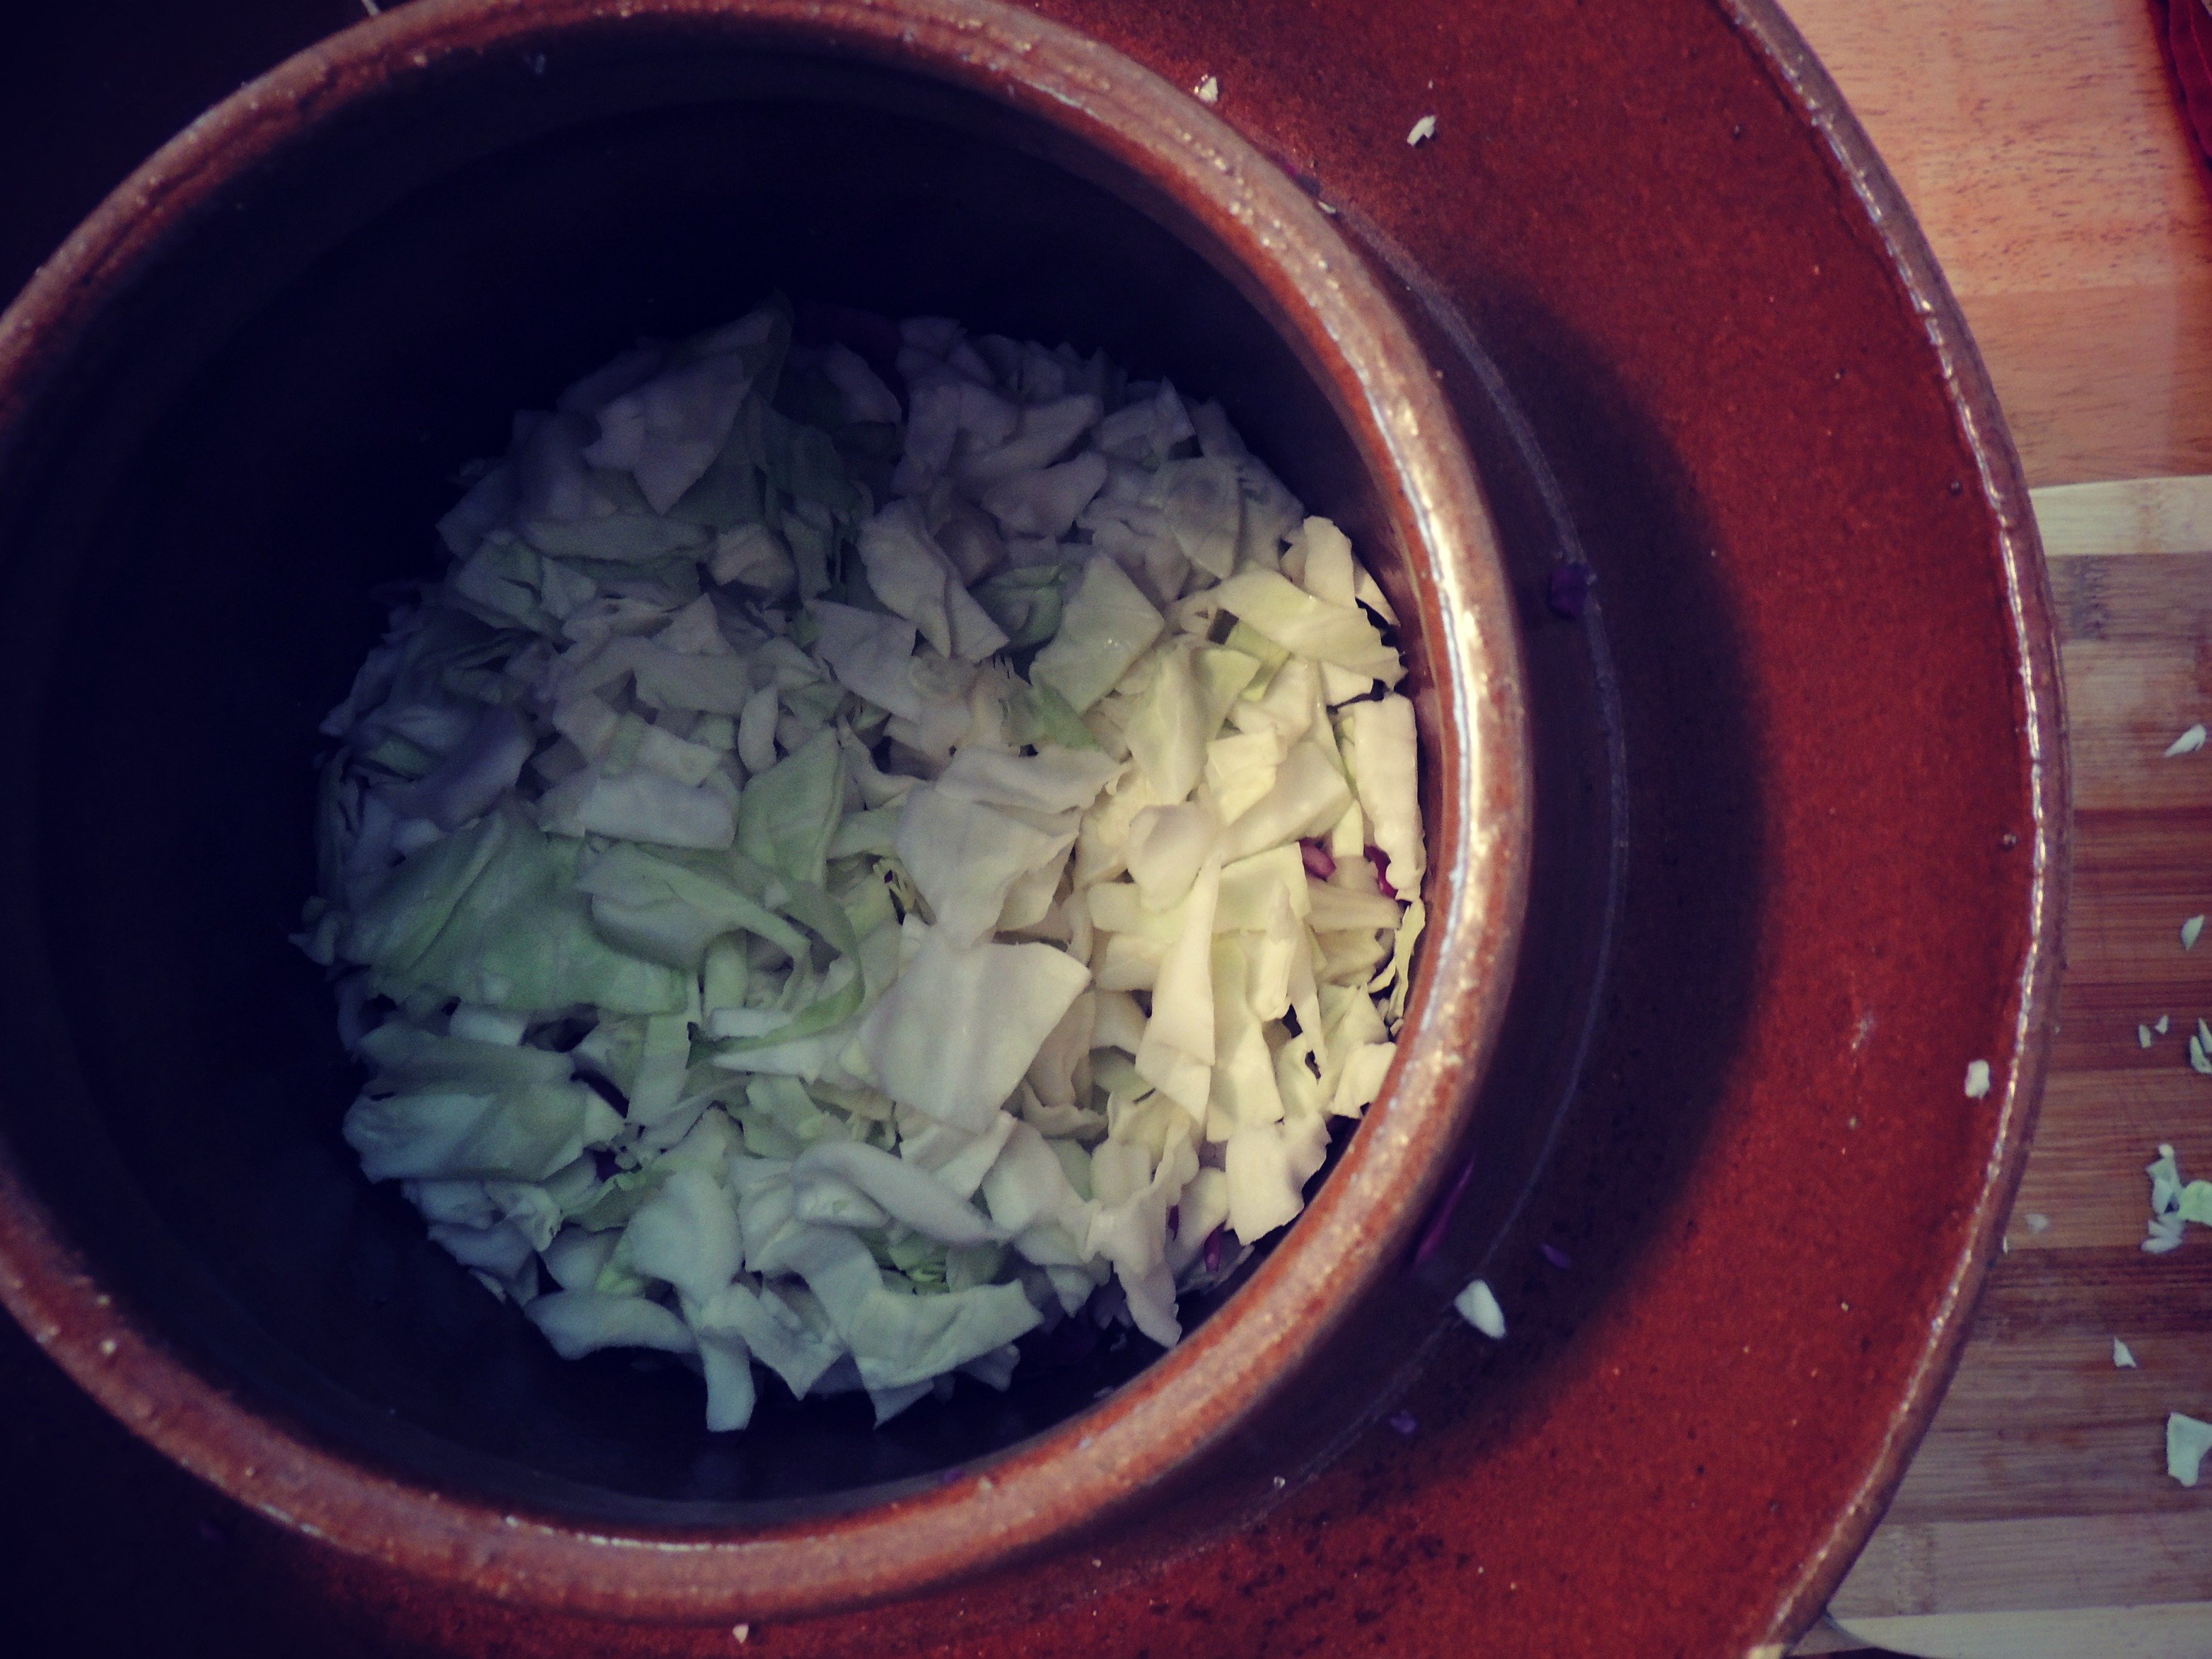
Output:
[{"xmin": 296, "ymin": 298, "xmax": 1427, "ymax": 1430}]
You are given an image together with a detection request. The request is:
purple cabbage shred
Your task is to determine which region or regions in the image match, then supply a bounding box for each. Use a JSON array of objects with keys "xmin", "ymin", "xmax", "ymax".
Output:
[
  {"xmin": 1546, "ymin": 561, "xmax": 1593, "ymax": 619},
  {"xmin": 1548, "ymin": 561, "xmax": 1601, "ymax": 619},
  {"xmin": 1410, "ymin": 1156, "xmax": 1477, "ymax": 1273}
]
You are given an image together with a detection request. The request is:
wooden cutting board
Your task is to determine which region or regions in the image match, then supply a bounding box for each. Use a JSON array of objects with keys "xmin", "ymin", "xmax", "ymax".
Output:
[
  {"xmin": 1814, "ymin": 481, "xmax": 2212, "ymax": 1656},
  {"xmin": 1774, "ymin": 2, "xmax": 2212, "ymax": 1652}
]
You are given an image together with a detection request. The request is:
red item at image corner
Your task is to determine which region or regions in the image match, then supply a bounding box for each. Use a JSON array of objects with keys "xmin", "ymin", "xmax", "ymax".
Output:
[{"xmin": 2154, "ymin": 0, "xmax": 2212, "ymax": 162}]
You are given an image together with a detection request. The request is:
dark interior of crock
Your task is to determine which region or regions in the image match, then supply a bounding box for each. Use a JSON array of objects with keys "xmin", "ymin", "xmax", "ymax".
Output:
[{"xmin": 0, "ymin": 30, "xmax": 1411, "ymax": 1523}]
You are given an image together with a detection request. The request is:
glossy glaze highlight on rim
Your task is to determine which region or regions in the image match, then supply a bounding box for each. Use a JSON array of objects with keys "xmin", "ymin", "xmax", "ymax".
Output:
[{"xmin": 0, "ymin": 0, "xmax": 1529, "ymax": 1623}]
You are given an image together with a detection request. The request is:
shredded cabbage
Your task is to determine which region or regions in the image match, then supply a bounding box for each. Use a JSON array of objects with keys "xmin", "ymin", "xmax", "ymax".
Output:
[
  {"xmin": 301, "ymin": 301, "xmax": 1432, "ymax": 1430},
  {"xmin": 1030, "ymin": 555, "xmax": 1165, "ymax": 714}
]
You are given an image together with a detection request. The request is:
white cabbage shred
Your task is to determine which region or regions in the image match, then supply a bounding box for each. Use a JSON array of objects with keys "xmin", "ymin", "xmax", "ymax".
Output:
[
  {"xmin": 2171, "ymin": 1412, "xmax": 2212, "ymax": 1486},
  {"xmin": 1454, "ymin": 1276, "xmax": 1506, "ymax": 1339},
  {"xmin": 299, "ymin": 298, "xmax": 1428, "ymax": 1430},
  {"xmin": 2141, "ymin": 1142, "xmax": 2212, "ymax": 1254}
]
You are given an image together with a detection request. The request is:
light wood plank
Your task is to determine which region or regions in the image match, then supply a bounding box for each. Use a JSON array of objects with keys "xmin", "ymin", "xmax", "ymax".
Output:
[
  {"xmin": 1884, "ymin": 1421, "xmax": 2207, "ymax": 1525},
  {"xmin": 2045, "ymin": 881, "xmax": 2212, "ymax": 991},
  {"xmin": 1923, "ymin": 1332, "xmax": 2212, "ymax": 1430},
  {"xmin": 2004, "ymin": 1084, "xmax": 2212, "ymax": 1250},
  {"xmin": 1831, "ymin": 1514, "xmax": 2212, "ymax": 1617},
  {"xmin": 1958, "ymin": 288, "xmax": 2212, "ymax": 486},
  {"xmin": 2035, "ymin": 478, "xmax": 2212, "ymax": 557},
  {"xmin": 2049, "ymin": 561, "xmax": 2212, "ymax": 808},
  {"xmin": 1785, "ymin": 0, "xmax": 2212, "ymax": 485},
  {"xmin": 1834, "ymin": 1602, "xmax": 2212, "ymax": 1658},
  {"xmin": 2053, "ymin": 978, "xmax": 2212, "ymax": 1073},
  {"xmin": 1788, "ymin": 1616, "xmax": 1885, "ymax": 1654},
  {"xmin": 2046, "ymin": 549, "xmax": 2212, "ymax": 647}
]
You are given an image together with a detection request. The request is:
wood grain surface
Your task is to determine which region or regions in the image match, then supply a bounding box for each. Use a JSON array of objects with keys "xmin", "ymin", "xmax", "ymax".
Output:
[
  {"xmin": 1786, "ymin": 0, "xmax": 2212, "ymax": 490},
  {"xmin": 1830, "ymin": 498, "xmax": 2212, "ymax": 1652},
  {"xmin": 1774, "ymin": 3, "xmax": 2212, "ymax": 1652},
  {"xmin": 1787, "ymin": 482, "xmax": 2212, "ymax": 1655}
]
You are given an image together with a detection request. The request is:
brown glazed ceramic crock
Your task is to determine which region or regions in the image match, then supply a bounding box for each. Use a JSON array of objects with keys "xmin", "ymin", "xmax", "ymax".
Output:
[
  {"xmin": 0, "ymin": 0, "xmax": 1531, "ymax": 1629},
  {"xmin": 0, "ymin": 0, "xmax": 2067, "ymax": 1654}
]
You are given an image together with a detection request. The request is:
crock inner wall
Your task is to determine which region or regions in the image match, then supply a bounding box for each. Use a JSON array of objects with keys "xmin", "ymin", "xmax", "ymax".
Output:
[{"xmin": 0, "ymin": 39, "xmax": 1416, "ymax": 1523}]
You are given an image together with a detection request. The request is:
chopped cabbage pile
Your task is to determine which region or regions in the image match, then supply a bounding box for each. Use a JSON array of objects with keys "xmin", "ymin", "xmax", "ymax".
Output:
[{"xmin": 297, "ymin": 298, "xmax": 1427, "ymax": 1431}]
